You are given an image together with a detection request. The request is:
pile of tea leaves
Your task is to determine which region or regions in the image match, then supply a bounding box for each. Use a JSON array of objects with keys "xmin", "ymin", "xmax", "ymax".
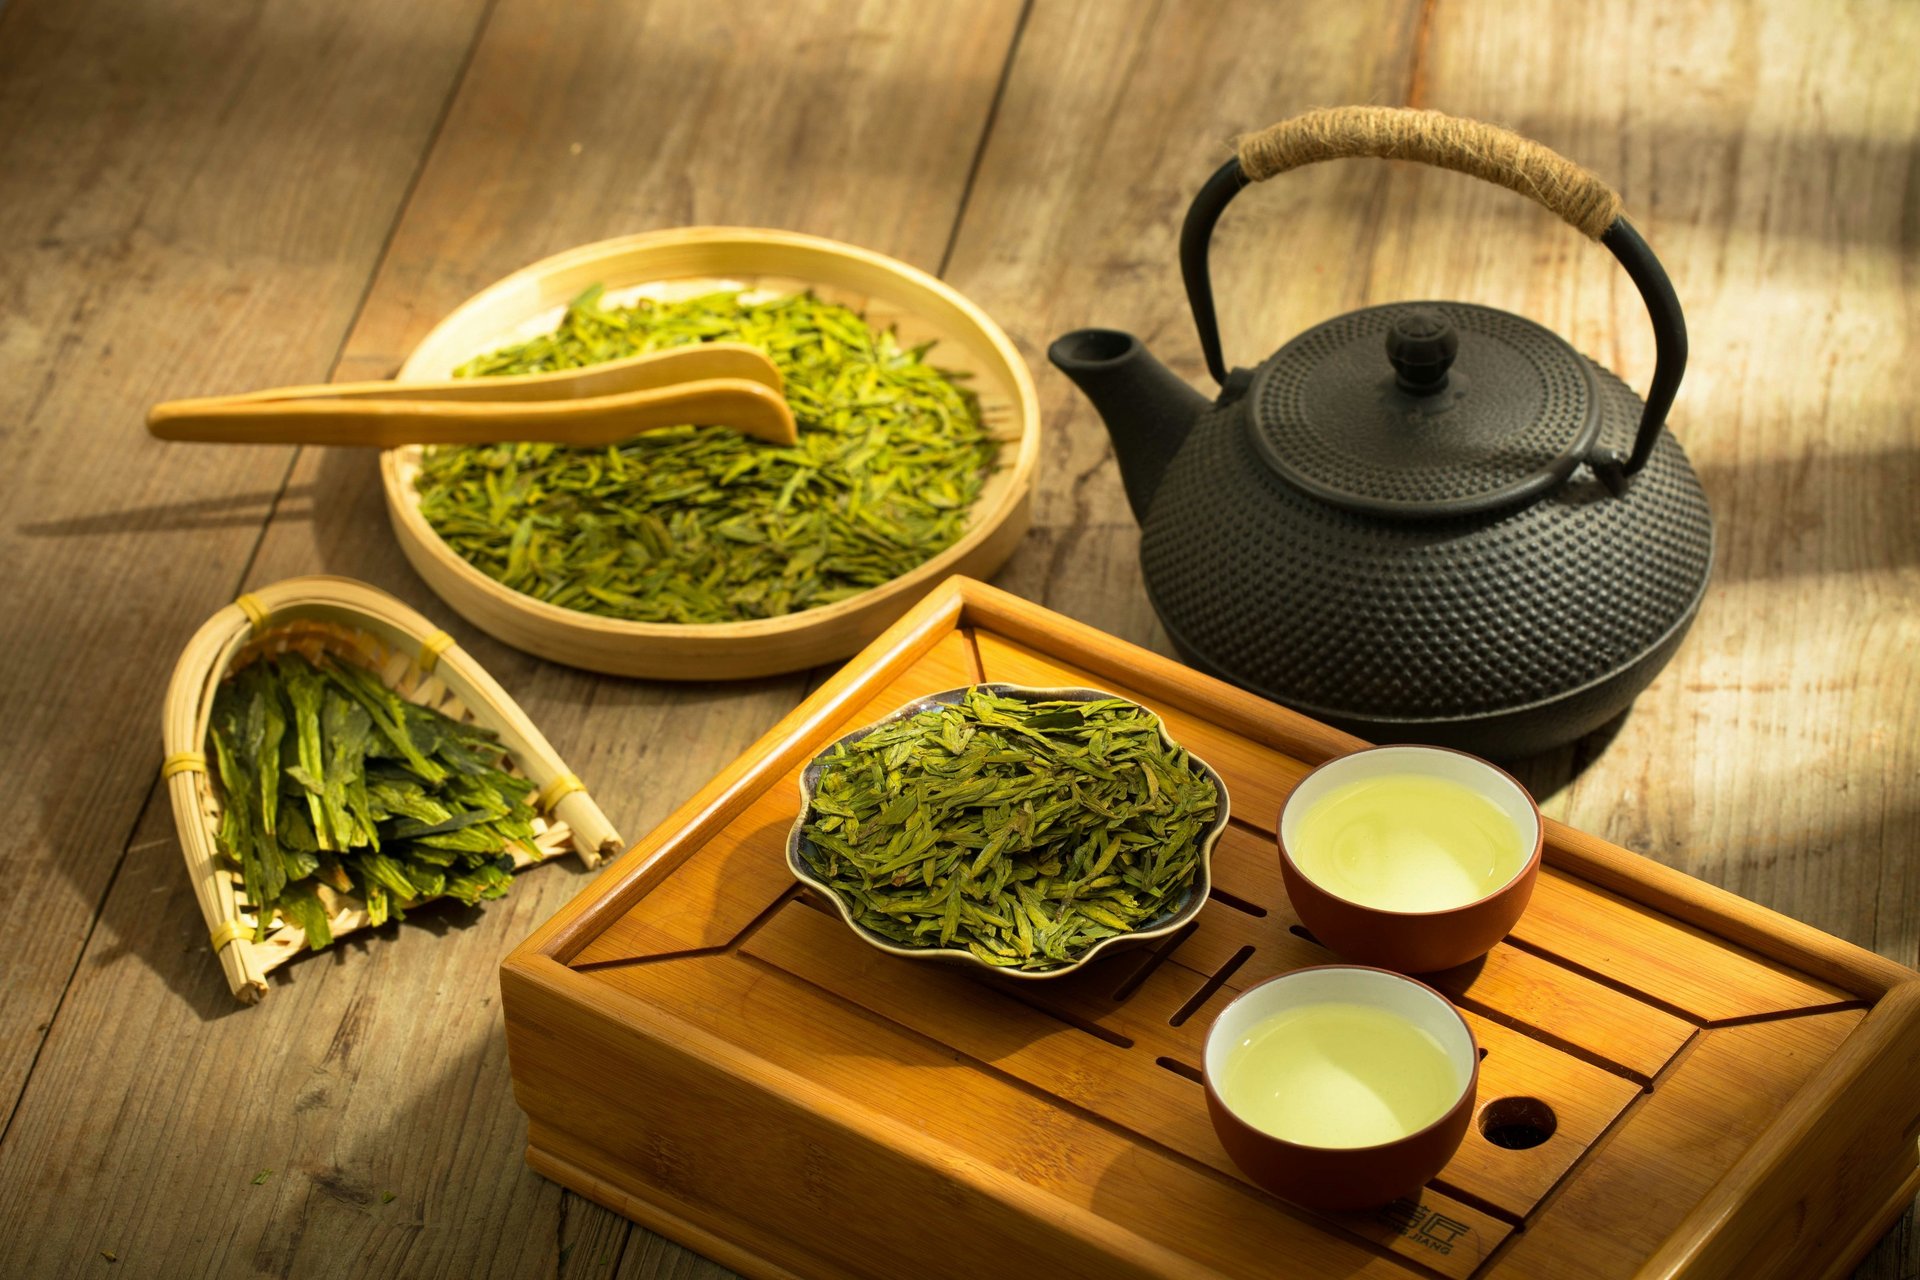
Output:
[
  {"xmin": 799, "ymin": 687, "xmax": 1220, "ymax": 971},
  {"xmin": 207, "ymin": 651, "xmax": 538, "ymax": 949},
  {"xmin": 415, "ymin": 287, "xmax": 1001, "ymax": 624}
]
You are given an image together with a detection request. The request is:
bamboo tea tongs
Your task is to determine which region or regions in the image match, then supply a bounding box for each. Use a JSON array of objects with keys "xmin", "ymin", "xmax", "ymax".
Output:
[{"xmin": 147, "ymin": 342, "xmax": 798, "ymax": 448}]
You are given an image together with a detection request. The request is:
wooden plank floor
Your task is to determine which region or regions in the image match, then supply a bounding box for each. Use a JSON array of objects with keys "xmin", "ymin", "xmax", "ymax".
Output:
[{"xmin": 0, "ymin": 0, "xmax": 1912, "ymax": 1276}]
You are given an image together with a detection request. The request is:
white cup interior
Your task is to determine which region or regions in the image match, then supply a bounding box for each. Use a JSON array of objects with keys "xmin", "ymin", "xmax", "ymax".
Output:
[
  {"xmin": 1279, "ymin": 745, "xmax": 1540, "ymax": 908},
  {"xmin": 1204, "ymin": 967, "xmax": 1477, "ymax": 1142}
]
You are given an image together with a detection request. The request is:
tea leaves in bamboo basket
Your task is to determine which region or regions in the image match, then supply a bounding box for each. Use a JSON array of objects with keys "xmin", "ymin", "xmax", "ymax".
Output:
[{"xmin": 205, "ymin": 651, "xmax": 539, "ymax": 947}]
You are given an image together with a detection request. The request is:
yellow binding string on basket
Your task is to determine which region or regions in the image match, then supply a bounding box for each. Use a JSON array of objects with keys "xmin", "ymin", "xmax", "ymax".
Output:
[
  {"xmin": 418, "ymin": 630, "xmax": 457, "ymax": 673},
  {"xmin": 162, "ymin": 751, "xmax": 207, "ymax": 779},
  {"xmin": 536, "ymin": 773, "xmax": 585, "ymax": 814},
  {"xmin": 233, "ymin": 592, "xmax": 269, "ymax": 635},
  {"xmin": 209, "ymin": 918, "xmax": 252, "ymax": 953}
]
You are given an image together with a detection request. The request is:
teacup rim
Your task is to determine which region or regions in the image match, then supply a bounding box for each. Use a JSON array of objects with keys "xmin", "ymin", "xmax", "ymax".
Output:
[
  {"xmin": 1277, "ymin": 743, "xmax": 1545, "ymax": 919},
  {"xmin": 1201, "ymin": 963, "xmax": 1482, "ymax": 1154}
]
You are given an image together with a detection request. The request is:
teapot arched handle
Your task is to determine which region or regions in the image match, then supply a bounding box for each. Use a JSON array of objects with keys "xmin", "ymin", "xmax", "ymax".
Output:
[{"xmin": 1180, "ymin": 107, "xmax": 1685, "ymax": 490}]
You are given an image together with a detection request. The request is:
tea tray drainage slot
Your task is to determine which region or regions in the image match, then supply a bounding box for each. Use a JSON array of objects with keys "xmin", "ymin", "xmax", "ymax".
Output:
[{"xmin": 1479, "ymin": 1096, "xmax": 1556, "ymax": 1150}]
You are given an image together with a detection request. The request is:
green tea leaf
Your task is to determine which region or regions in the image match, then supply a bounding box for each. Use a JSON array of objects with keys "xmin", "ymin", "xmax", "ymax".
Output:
[
  {"xmin": 318, "ymin": 690, "xmax": 374, "ymax": 850},
  {"xmin": 203, "ymin": 650, "xmax": 543, "ymax": 953},
  {"xmin": 276, "ymin": 882, "xmax": 333, "ymax": 951},
  {"xmin": 279, "ymin": 656, "xmax": 331, "ymax": 851},
  {"xmin": 799, "ymin": 689, "xmax": 1217, "ymax": 972},
  {"xmin": 416, "ymin": 289, "xmax": 1000, "ymax": 625}
]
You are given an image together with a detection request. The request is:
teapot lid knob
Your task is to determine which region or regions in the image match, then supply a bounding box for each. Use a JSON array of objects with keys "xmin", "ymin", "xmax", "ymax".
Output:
[
  {"xmin": 1246, "ymin": 301, "xmax": 1606, "ymax": 517},
  {"xmin": 1385, "ymin": 309, "xmax": 1459, "ymax": 394}
]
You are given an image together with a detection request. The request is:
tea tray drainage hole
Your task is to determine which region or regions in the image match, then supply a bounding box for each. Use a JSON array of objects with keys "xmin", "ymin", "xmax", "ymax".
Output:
[{"xmin": 1479, "ymin": 1097, "xmax": 1556, "ymax": 1150}]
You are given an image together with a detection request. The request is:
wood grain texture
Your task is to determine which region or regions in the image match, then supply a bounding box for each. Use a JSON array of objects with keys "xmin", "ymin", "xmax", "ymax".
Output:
[
  {"xmin": 1184, "ymin": 826, "xmax": 1696, "ymax": 1084},
  {"xmin": 1364, "ymin": 0, "xmax": 1920, "ymax": 970},
  {"xmin": 738, "ymin": 899, "xmax": 1515, "ymax": 1279},
  {"xmin": 937, "ymin": 0, "xmax": 1919, "ymax": 1272},
  {"xmin": 975, "ymin": 620, "xmax": 1863, "ymax": 1022},
  {"xmin": 566, "ymin": 628, "xmax": 979, "ymax": 968},
  {"xmin": 945, "ymin": 0, "xmax": 1423, "ymax": 636},
  {"xmin": 0, "ymin": 2, "xmax": 1024, "ymax": 1277},
  {"xmin": 1513, "ymin": 867, "xmax": 1855, "ymax": 1021},
  {"xmin": 1494, "ymin": 1009, "xmax": 1868, "ymax": 1280},
  {"xmin": 1641, "ymin": 983, "xmax": 1920, "ymax": 1280},
  {"xmin": 0, "ymin": 0, "xmax": 493, "ymax": 1127},
  {"xmin": 504, "ymin": 584, "xmax": 1920, "ymax": 1279},
  {"xmin": 553, "ymin": 952, "xmax": 1424, "ymax": 1280},
  {"xmin": 3, "ymin": 0, "xmax": 1914, "ymax": 1275},
  {"xmin": 947, "ymin": 0, "xmax": 1920, "ymax": 972}
]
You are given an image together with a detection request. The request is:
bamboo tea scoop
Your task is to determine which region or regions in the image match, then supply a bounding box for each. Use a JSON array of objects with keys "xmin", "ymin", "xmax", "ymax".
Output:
[{"xmin": 147, "ymin": 342, "xmax": 799, "ymax": 448}]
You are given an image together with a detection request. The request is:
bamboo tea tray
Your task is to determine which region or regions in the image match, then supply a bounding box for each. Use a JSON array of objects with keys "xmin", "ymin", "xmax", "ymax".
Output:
[{"xmin": 502, "ymin": 577, "xmax": 1920, "ymax": 1280}]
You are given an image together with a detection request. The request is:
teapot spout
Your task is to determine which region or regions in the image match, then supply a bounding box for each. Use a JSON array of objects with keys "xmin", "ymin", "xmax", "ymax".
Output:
[{"xmin": 1049, "ymin": 329, "xmax": 1208, "ymax": 522}]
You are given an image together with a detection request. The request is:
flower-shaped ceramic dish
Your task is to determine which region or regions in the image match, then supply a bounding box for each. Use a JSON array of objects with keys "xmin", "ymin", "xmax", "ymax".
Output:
[{"xmin": 786, "ymin": 682, "xmax": 1231, "ymax": 980}]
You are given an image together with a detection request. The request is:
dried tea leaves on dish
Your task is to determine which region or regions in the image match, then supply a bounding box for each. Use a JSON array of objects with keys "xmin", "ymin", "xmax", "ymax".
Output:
[
  {"xmin": 800, "ymin": 687, "xmax": 1219, "ymax": 972},
  {"xmin": 415, "ymin": 288, "xmax": 1001, "ymax": 624}
]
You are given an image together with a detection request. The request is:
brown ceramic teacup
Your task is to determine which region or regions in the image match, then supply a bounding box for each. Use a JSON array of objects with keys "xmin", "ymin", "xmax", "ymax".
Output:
[
  {"xmin": 1279, "ymin": 745, "xmax": 1543, "ymax": 974},
  {"xmin": 1203, "ymin": 965, "xmax": 1479, "ymax": 1211}
]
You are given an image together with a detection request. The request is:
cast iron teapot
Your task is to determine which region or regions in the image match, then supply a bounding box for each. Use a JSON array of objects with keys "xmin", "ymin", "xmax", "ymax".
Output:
[{"xmin": 1050, "ymin": 107, "xmax": 1713, "ymax": 758}]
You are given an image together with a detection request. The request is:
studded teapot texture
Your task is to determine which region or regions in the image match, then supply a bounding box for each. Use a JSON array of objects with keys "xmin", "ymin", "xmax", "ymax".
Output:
[
  {"xmin": 1254, "ymin": 304, "xmax": 1599, "ymax": 513},
  {"xmin": 1139, "ymin": 358, "xmax": 1713, "ymax": 733}
]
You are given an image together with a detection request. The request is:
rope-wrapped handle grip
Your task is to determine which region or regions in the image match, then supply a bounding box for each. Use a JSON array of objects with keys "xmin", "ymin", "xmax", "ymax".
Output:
[
  {"xmin": 1233, "ymin": 106, "xmax": 1624, "ymax": 240},
  {"xmin": 1181, "ymin": 106, "xmax": 1684, "ymax": 488}
]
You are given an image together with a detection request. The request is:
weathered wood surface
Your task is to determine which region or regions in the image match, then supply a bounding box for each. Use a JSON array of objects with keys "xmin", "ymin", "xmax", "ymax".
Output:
[
  {"xmin": 0, "ymin": 0, "xmax": 1912, "ymax": 1276},
  {"xmin": 0, "ymin": 0, "xmax": 493, "ymax": 1127},
  {"xmin": 0, "ymin": 0, "xmax": 1021, "ymax": 1275}
]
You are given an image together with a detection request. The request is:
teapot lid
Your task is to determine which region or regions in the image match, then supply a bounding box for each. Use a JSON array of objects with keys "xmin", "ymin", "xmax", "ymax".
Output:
[{"xmin": 1247, "ymin": 301, "xmax": 1603, "ymax": 517}]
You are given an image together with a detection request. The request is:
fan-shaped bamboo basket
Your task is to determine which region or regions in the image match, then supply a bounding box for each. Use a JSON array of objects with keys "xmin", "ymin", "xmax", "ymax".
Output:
[
  {"xmin": 161, "ymin": 576, "xmax": 622, "ymax": 1003},
  {"xmin": 379, "ymin": 226, "xmax": 1040, "ymax": 680}
]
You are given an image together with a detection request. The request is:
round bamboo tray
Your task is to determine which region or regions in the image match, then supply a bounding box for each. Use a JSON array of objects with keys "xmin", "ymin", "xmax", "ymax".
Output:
[
  {"xmin": 161, "ymin": 575, "xmax": 622, "ymax": 1004},
  {"xmin": 379, "ymin": 226, "xmax": 1040, "ymax": 679}
]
